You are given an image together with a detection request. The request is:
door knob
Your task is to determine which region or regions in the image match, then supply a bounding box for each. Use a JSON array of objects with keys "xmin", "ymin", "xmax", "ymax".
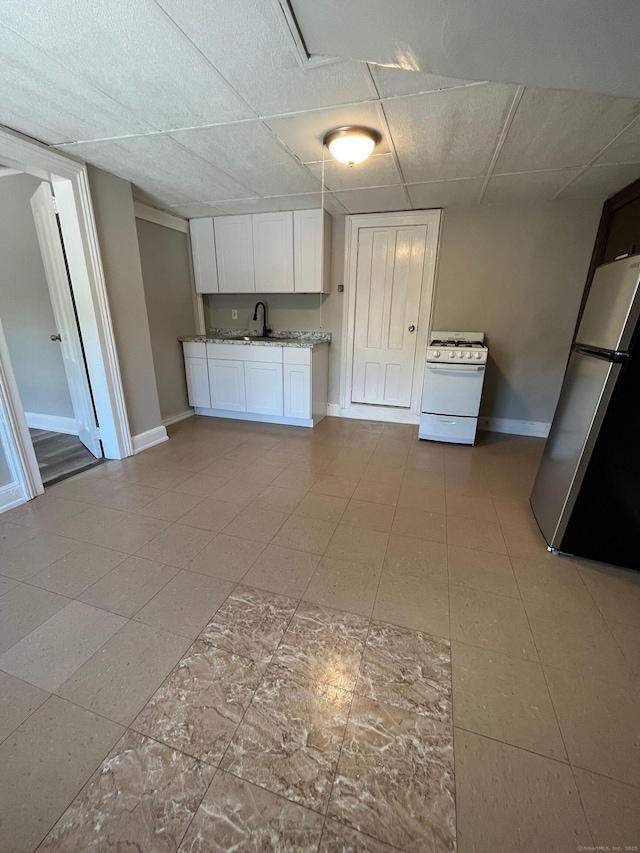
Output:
[
  {"xmin": 408, "ymin": 325, "xmax": 416, "ymax": 332},
  {"xmin": 50, "ymin": 334, "xmax": 61, "ymax": 342}
]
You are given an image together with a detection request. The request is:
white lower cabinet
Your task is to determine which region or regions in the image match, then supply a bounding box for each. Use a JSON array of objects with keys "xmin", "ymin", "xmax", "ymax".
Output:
[
  {"xmin": 208, "ymin": 359, "xmax": 246, "ymax": 411},
  {"xmin": 245, "ymin": 362, "xmax": 284, "ymax": 415},
  {"xmin": 182, "ymin": 341, "xmax": 327, "ymax": 426},
  {"xmin": 184, "ymin": 357, "xmax": 211, "ymax": 408}
]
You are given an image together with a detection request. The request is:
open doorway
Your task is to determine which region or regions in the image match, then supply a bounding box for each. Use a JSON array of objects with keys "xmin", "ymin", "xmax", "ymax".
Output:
[{"xmin": 0, "ymin": 171, "xmax": 103, "ymax": 485}]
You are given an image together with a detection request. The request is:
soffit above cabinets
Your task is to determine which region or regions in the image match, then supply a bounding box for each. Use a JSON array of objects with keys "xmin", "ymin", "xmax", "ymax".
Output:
[{"xmin": 2, "ymin": 0, "xmax": 640, "ymax": 216}]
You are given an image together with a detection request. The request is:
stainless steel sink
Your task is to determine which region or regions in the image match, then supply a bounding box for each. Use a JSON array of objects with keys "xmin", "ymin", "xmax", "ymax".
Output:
[{"xmin": 223, "ymin": 335, "xmax": 298, "ymax": 343}]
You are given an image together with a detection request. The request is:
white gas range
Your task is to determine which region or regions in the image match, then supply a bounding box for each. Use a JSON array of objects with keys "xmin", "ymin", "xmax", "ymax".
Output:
[{"xmin": 419, "ymin": 331, "xmax": 489, "ymax": 445}]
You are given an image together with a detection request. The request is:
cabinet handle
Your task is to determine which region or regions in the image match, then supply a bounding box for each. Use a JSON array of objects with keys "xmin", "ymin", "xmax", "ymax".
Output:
[{"xmin": 408, "ymin": 325, "xmax": 416, "ymax": 333}]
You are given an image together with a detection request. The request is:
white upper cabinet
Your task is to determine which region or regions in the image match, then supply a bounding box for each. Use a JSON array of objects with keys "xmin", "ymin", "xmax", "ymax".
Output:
[
  {"xmin": 252, "ymin": 212, "xmax": 294, "ymax": 293},
  {"xmin": 294, "ymin": 209, "xmax": 331, "ymax": 294},
  {"xmin": 190, "ymin": 210, "xmax": 332, "ymax": 294},
  {"xmin": 190, "ymin": 218, "xmax": 218, "ymax": 293},
  {"xmin": 214, "ymin": 215, "xmax": 255, "ymax": 293}
]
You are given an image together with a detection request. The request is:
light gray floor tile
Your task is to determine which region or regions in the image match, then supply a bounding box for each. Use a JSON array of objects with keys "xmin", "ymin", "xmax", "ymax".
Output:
[
  {"xmin": 450, "ymin": 585, "xmax": 537, "ymax": 661},
  {"xmin": 29, "ymin": 543, "xmax": 128, "ymax": 597},
  {"xmin": 58, "ymin": 620, "xmax": 190, "ymax": 725},
  {"xmin": 134, "ymin": 570, "xmax": 234, "ymax": 638},
  {"xmin": 0, "ymin": 583, "xmax": 70, "ymax": 655},
  {"xmin": 0, "ymin": 695, "xmax": 123, "ymax": 853},
  {"xmin": 0, "ymin": 670, "xmax": 49, "ymax": 743},
  {"xmin": 454, "ymin": 728, "xmax": 590, "ymax": 853},
  {"xmin": 0, "ymin": 533, "xmax": 80, "ymax": 581},
  {"xmin": 78, "ymin": 555, "xmax": 180, "ymax": 617},
  {"xmin": 136, "ymin": 523, "xmax": 216, "ymax": 567},
  {"xmin": 0, "ymin": 601, "xmax": 126, "ymax": 692},
  {"xmin": 303, "ymin": 556, "xmax": 381, "ymax": 618},
  {"xmin": 573, "ymin": 768, "xmax": 640, "ymax": 848}
]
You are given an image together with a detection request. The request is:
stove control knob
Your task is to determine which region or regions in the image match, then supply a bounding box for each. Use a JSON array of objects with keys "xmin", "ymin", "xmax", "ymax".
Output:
[
  {"xmin": 433, "ymin": 350, "xmax": 440, "ymax": 358},
  {"xmin": 474, "ymin": 352, "xmax": 482, "ymax": 360},
  {"xmin": 449, "ymin": 351, "xmax": 455, "ymax": 358},
  {"xmin": 466, "ymin": 352, "xmax": 472, "ymax": 359},
  {"xmin": 457, "ymin": 352, "xmax": 464, "ymax": 359}
]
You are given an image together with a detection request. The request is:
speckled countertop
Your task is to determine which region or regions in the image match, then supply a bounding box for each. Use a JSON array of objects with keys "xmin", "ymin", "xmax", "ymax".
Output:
[{"xmin": 179, "ymin": 329, "xmax": 331, "ymax": 348}]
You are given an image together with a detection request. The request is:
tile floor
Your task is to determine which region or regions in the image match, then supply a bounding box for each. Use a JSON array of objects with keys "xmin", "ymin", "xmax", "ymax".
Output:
[{"xmin": 0, "ymin": 415, "xmax": 639, "ymax": 852}]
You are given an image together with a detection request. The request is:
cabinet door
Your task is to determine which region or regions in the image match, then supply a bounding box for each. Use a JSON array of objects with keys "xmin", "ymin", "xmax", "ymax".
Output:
[
  {"xmin": 252, "ymin": 212, "xmax": 294, "ymax": 293},
  {"xmin": 283, "ymin": 363, "xmax": 311, "ymax": 419},
  {"xmin": 244, "ymin": 362, "xmax": 283, "ymax": 416},
  {"xmin": 184, "ymin": 357, "xmax": 211, "ymax": 408},
  {"xmin": 189, "ymin": 218, "xmax": 218, "ymax": 293},
  {"xmin": 208, "ymin": 359, "xmax": 247, "ymax": 411},
  {"xmin": 214, "ymin": 215, "xmax": 255, "ymax": 293},
  {"xmin": 294, "ymin": 209, "xmax": 331, "ymax": 293}
]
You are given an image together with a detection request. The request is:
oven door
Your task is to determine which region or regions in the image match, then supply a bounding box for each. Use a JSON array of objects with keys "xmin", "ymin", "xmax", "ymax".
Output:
[{"xmin": 422, "ymin": 363, "xmax": 485, "ymax": 416}]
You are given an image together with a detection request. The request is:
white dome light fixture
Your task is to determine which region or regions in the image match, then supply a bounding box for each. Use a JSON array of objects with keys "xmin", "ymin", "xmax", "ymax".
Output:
[{"xmin": 323, "ymin": 126, "xmax": 381, "ymax": 167}]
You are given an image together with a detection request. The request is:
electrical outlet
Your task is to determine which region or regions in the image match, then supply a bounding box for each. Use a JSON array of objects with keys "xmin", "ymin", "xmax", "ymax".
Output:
[{"xmin": 232, "ymin": 309, "xmax": 238, "ymax": 319}]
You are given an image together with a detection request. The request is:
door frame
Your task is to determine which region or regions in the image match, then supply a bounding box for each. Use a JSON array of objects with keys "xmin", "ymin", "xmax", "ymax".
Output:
[
  {"xmin": 339, "ymin": 209, "xmax": 442, "ymax": 423},
  {"xmin": 0, "ymin": 126, "xmax": 133, "ymax": 505}
]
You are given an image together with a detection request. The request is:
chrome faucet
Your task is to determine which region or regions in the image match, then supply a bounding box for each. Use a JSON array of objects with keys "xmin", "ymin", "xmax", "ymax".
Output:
[{"xmin": 253, "ymin": 301, "xmax": 268, "ymax": 338}]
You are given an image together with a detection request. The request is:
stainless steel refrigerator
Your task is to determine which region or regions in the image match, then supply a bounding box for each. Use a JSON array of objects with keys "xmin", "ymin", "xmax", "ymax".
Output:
[{"xmin": 530, "ymin": 253, "xmax": 640, "ymax": 569}]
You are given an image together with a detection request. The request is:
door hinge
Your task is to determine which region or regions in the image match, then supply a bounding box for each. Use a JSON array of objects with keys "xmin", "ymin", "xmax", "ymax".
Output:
[
  {"xmin": 94, "ymin": 427, "xmax": 101, "ymax": 439},
  {"xmin": 51, "ymin": 194, "xmax": 58, "ymax": 213}
]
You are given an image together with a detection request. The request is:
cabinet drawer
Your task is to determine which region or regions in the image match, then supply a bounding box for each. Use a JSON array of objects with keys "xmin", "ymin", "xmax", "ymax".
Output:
[
  {"xmin": 283, "ymin": 347, "xmax": 311, "ymax": 365},
  {"xmin": 206, "ymin": 343, "xmax": 282, "ymax": 363},
  {"xmin": 183, "ymin": 341, "xmax": 206, "ymax": 359},
  {"xmin": 418, "ymin": 413, "xmax": 477, "ymax": 444}
]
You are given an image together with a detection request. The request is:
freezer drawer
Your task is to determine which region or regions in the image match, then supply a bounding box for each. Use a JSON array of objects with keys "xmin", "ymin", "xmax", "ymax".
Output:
[
  {"xmin": 422, "ymin": 364, "xmax": 485, "ymax": 417},
  {"xmin": 419, "ymin": 413, "xmax": 478, "ymax": 444}
]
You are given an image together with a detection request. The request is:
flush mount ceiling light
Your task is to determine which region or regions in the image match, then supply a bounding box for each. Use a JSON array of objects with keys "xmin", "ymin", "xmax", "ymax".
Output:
[{"xmin": 323, "ymin": 126, "xmax": 381, "ymax": 167}]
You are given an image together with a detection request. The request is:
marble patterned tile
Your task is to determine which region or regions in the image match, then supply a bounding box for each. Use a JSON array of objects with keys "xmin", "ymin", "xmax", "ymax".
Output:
[
  {"xmin": 199, "ymin": 585, "xmax": 297, "ymax": 664},
  {"xmin": 221, "ymin": 671, "xmax": 352, "ymax": 813},
  {"xmin": 39, "ymin": 730, "xmax": 214, "ymax": 852},
  {"xmin": 178, "ymin": 770, "xmax": 324, "ymax": 852},
  {"xmin": 133, "ymin": 640, "xmax": 262, "ymax": 765},
  {"xmin": 320, "ymin": 819, "xmax": 400, "ymax": 852},
  {"xmin": 271, "ymin": 602, "xmax": 369, "ymax": 691},
  {"xmin": 329, "ymin": 695, "xmax": 455, "ymax": 852},
  {"xmin": 356, "ymin": 621, "xmax": 452, "ymax": 720}
]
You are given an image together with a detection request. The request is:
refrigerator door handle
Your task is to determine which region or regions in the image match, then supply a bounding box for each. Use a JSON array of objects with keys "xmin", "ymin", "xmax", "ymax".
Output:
[{"xmin": 575, "ymin": 344, "xmax": 628, "ymax": 363}]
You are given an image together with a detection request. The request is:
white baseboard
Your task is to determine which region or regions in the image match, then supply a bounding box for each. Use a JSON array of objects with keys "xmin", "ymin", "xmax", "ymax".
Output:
[
  {"xmin": 162, "ymin": 409, "xmax": 194, "ymax": 427},
  {"xmin": 479, "ymin": 417, "xmax": 550, "ymax": 437},
  {"xmin": 25, "ymin": 412, "xmax": 79, "ymax": 436},
  {"xmin": 194, "ymin": 407, "xmax": 315, "ymax": 428},
  {"xmin": 0, "ymin": 482, "xmax": 27, "ymax": 514},
  {"xmin": 131, "ymin": 425, "xmax": 169, "ymax": 453}
]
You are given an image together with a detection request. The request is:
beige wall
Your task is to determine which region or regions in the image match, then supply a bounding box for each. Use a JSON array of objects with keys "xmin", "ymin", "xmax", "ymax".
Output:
[
  {"xmin": 0, "ymin": 174, "xmax": 74, "ymax": 420},
  {"xmin": 434, "ymin": 201, "xmax": 602, "ymax": 423},
  {"xmin": 88, "ymin": 166, "xmax": 162, "ymax": 437},
  {"xmin": 136, "ymin": 218, "xmax": 196, "ymax": 421},
  {"xmin": 204, "ymin": 202, "xmax": 600, "ymax": 425}
]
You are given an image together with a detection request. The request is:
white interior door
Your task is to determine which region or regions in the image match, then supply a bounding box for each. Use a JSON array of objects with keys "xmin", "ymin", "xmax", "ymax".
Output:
[
  {"xmin": 30, "ymin": 183, "xmax": 101, "ymax": 458},
  {"xmin": 351, "ymin": 225, "xmax": 427, "ymax": 407}
]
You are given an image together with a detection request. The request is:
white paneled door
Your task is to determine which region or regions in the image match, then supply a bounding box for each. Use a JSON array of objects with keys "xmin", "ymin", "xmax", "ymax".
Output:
[
  {"xmin": 351, "ymin": 224, "xmax": 428, "ymax": 408},
  {"xmin": 30, "ymin": 183, "xmax": 102, "ymax": 458}
]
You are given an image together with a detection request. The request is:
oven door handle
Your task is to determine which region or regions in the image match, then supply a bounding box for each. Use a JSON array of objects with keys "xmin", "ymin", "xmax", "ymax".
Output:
[{"xmin": 426, "ymin": 363, "xmax": 484, "ymax": 372}]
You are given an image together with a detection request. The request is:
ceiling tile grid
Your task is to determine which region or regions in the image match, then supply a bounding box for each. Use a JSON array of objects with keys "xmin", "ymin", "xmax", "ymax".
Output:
[{"xmin": 3, "ymin": 0, "xmax": 640, "ymax": 216}]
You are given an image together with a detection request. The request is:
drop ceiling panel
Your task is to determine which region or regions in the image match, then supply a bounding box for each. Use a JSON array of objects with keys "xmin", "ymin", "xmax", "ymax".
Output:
[
  {"xmin": 265, "ymin": 103, "xmax": 389, "ymax": 164},
  {"xmin": 154, "ymin": 0, "xmax": 373, "ymax": 116},
  {"xmin": 597, "ymin": 120, "xmax": 640, "ymax": 165},
  {"xmin": 307, "ymin": 153, "xmax": 401, "ymax": 191},
  {"xmin": 215, "ymin": 194, "xmax": 322, "ymax": 215},
  {"xmin": 483, "ymin": 170, "xmax": 581, "ymax": 203},
  {"xmin": 169, "ymin": 122, "xmax": 320, "ymax": 196},
  {"xmin": 332, "ymin": 185, "xmax": 409, "ymax": 214},
  {"xmin": 60, "ymin": 135, "xmax": 255, "ymax": 205},
  {"xmin": 0, "ymin": 26, "xmax": 154, "ymax": 144},
  {"xmin": 407, "ymin": 179, "xmax": 484, "ymax": 208},
  {"xmin": 384, "ymin": 84, "xmax": 517, "ymax": 183},
  {"xmin": 496, "ymin": 89, "xmax": 640, "ymax": 174},
  {"xmin": 556, "ymin": 164, "xmax": 640, "ymax": 200},
  {"xmin": 368, "ymin": 64, "xmax": 474, "ymax": 98},
  {"xmin": 0, "ymin": 0, "xmax": 252, "ymax": 132},
  {"xmin": 167, "ymin": 203, "xmax": 228, "ymax": 218}
]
